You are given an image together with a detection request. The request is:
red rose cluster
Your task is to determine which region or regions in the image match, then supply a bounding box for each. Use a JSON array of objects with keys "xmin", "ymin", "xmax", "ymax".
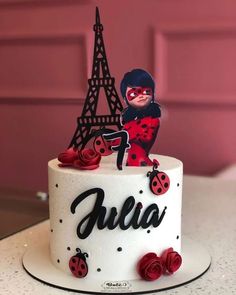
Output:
[
  {"xmin": 58, "ymin": 147, "xmax": 101, "ymax": 170},
  {"xmin": 137, "ymin": 248, "xmax": 182, "ymax": 281}
]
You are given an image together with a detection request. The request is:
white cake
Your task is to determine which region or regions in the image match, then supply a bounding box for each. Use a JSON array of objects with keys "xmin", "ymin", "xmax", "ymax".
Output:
[{"xmin": 48, "ymin": 154, "xmax": 183, "ymax": 281}]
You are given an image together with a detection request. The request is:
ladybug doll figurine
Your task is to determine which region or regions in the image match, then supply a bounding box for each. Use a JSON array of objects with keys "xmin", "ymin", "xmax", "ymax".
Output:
[
  {"xmin": 147, "ymin": 160, "xmax": 170, "ymax": 196},
  {"xmin": 69, "ymin": 248, "xmax": 88, "ymax": 278},
  {"xmin": 120, "ymin": 69, "xmax": 161, "ymax": 166}
]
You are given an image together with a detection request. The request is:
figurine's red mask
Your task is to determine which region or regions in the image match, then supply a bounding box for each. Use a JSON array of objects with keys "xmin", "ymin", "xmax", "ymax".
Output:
[{"xmin": 126, "ymin": 87, "xmax": 153, "ymax": 101}]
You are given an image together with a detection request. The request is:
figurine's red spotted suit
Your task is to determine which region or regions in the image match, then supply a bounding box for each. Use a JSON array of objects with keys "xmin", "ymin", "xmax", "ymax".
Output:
[
  {"xmin": 69, "ymin": 248, "xmax": 88, "ymax": 278},
  {"xmin": 147, "ymin": 160, "xmax": 170, "ymax": 196}
]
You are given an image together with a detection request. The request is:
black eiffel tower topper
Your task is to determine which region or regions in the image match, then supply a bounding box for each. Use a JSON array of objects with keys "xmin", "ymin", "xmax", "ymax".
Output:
[{"xmin": 69, "ymin": 7, "xmax": 123, "ymax": 149}]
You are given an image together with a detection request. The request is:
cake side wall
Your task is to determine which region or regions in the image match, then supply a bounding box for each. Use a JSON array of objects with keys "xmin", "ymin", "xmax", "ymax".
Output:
[{"xmin": 48, "ymin": 158, "xmax": 183, "ymax": 280}]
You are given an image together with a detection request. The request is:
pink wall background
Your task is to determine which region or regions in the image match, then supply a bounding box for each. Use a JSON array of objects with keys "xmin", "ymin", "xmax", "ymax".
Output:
[{"xmin": 0, "ymin": 0, "xmax": 236, "ymax": 191}]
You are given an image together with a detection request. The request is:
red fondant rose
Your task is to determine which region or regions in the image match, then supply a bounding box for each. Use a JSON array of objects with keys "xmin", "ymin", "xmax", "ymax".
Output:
[
  {"xmin": 73, "ymin": 148, "xmax": 101, "ymax": 170},
  {"xmin": 137, "ymin": 252, "xmax": 163, "ymax": 281},
  {"xmin": 58, "ymin": 147, "xmax": 78, "ymax": 167},
  {"xmin": 161, "ymin": 248, "xmax": 182, "ymax": 274}
]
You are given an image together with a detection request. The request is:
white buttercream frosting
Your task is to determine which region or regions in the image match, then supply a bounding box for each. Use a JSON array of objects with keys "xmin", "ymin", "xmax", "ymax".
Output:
[{"xmin": 48, "ymin": 154, "xmax": 183, "ymax": 280}]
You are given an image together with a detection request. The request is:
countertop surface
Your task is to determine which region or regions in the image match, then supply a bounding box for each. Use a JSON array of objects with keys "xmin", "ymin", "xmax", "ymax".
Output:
[
  {"xmin": 0, "ymin": 187, "xmax": 48, "ymax": 239},
  {"xmin": 0, "ymin": 175, "xmax": 236, "ymax": 294}
]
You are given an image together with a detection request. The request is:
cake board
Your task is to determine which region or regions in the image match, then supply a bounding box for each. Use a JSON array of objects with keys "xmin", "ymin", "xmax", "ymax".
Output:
[{"xmin": 22, "ymin": 236, "xmax": 211, "ymax": 294}]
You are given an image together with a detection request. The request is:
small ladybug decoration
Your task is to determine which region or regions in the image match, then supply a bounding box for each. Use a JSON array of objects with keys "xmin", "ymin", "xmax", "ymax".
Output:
[
  {"xmin": 69, "ymin": 248, "xmax": 88, "ymax": 278},
  {"xmin": 93, "ymin": 130, "xmax": 113, "ymax": 156},
  {"xmin": 147, "ymin": 159, "xmax": 170, "ymax": 196}
]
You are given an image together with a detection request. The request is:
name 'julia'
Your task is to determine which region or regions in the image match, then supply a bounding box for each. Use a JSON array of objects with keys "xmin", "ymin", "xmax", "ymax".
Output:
[{"xmin": 70, "ymin": 188, "xmax": 167, "ymax": 239}]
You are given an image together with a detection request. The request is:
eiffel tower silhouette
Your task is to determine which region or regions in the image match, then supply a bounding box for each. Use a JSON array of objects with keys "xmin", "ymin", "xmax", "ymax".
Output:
[{"xmin": 69, "ymin": 7, "xmax": 123, "ymax": 149}]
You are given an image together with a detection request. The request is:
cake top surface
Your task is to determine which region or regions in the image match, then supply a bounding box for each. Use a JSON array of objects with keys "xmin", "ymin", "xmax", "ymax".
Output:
[{"xmin": 49, "ymin": 154, "xmax": 182, "ymax": 176}]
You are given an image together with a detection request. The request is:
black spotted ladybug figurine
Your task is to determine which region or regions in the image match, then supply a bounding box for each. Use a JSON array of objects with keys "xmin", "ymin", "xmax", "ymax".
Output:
[
  {"xmin": 147, "ymin": 159, "xmax": 170, "ymax": 196},
  {"xmin": 93, "ymin": 129, "xmax": 113, "ymax": 156},
  {"xmin": 69, "ymin": 248, "xmax": 88, "ymax": 278}
]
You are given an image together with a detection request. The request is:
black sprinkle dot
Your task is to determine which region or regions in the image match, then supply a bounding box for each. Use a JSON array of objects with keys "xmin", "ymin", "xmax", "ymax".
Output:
[
  {"xmin": 131, "ymin": 154, "xmax": 137, "ymax": 160},
  {"xmin": 117, "ymin": 247, "xmax": 122, "ymax": 252},
  {"xmin": 177, "ymin": 183, "xmax": 180, "ymax": 187},
  {"xmin": 139, "ymin": 190, "xmax": 143, "ymax": 194},
  {"xmin": 71, "ymin": 266, "xmax": 75, "ymax": 271},
  {"xmin": 96, "ymin": 140, "xmax": 101, "ymax": 145},
  {"xmin": 176, "ymin": 235, "xmax": 179, "ymax": 240},
  {"xmin": 157, "ymin": 188, "xmax": 162, "ymax": 193},
  {"xmin": 57, "ymin": 259, "xmax": 60, "ymax": 263},
  {"xmin": 141, "ymin": 161, "xmax": 147, "ymax": 166},
  {"xmin": 67, "ymin": 247, "xmax": 71, "ymax": 251},
  {"xmin": 147, "ymin": 230, "xmax": 151, "ymax": 234},
  {"xmin": 161, "ymin": 175, "xmax": 165, "ymax": 180},
  {"xmin": 164, "ymin": 182, "xmax": 169, "ymax": 188},
  {"xmin": 72, "ymin": 258, "xmax": 76, "ymax": 263},
  {"xmin": 50, "ymin": 229, "xmax": 53, "ymax": 233},
  {"xmin": 59, "ymin": 219, "xmax": 63, "ymax": 223},
  {"xmin": 78, "ymin": 271, "xmax": 82, "ymax": 276},
  {"xmin": 100, "ymin": 148, "xmax": 105, "ymax": 154},
  {"xmin": 81, "ymin": 263, "xmax": 85, "ymax": 269},
  {"xmin": 153, "ymin": 181, "xmax": 157, "ymax": 187},
  {"xmin": 141, "ymin": 124, "xmax": 147, "ymax": 128},
  {"xmin": 55, "ymin": 184, "xmax": 58, "ymax": 188},
  {"xmin": 97, "ymin": 268, "xmax": 101, "ymax": 272}
]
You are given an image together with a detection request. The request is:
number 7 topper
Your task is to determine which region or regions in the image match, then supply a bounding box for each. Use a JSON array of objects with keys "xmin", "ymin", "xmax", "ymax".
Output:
[{"xmin": 103, "ymin": 130, "xmax": 130, "ymax": 170}]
